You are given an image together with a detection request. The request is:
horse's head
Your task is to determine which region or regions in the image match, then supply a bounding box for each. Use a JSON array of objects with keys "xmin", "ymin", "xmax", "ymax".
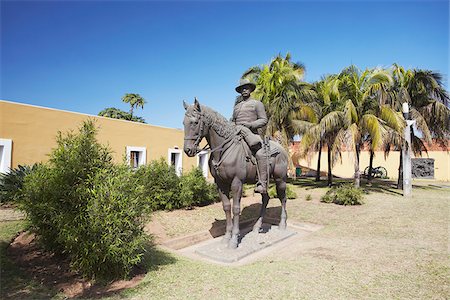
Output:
[{"xmin": 183, "ymin": 98, "xmax": 206, "ymax": 157}]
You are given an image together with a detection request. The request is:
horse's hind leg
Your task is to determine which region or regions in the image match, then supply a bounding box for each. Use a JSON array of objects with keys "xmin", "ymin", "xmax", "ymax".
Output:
[
  {"xmin": 276, "ymin": 178, "xmax": 287, "ymax": 230},
  {"xmin": 253, "ymin": 193, "xmax": 269, "ymax": 233},
  {"xmin": 217, "ymin": 182, "xmax": 232, "ymax": 243}
]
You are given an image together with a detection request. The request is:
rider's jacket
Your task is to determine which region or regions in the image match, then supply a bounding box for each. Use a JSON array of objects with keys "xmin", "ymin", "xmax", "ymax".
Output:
[{"xmin": 231, "ymin": 98, "xmax": 268, "ymax": 136}]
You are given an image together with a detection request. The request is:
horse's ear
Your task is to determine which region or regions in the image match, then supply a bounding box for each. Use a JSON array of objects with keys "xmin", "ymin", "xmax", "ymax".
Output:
[
  {"xmin": 194, "ymin": 97, "xmax": 201, "ymax": 112},
  {"xmin": 183, "ymin": 100, "xmax": 189, "ymax": 110}
]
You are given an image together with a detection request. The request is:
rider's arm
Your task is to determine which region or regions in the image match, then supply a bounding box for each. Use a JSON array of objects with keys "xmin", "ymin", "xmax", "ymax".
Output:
[{"xmin": 248, "ymin": 101, "xmax": 268, "ymax": 130}]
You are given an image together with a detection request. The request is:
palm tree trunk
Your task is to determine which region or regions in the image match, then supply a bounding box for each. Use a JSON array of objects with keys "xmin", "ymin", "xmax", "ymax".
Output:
[
  {"xmin": 368, "ymin": 150, "xmax": 374, "ymax": 185},
  {"xmin": 315, "ymin": 141, "xmax": 322, "ymax": 181},
  {"xmin": 354, "ymin": 144, "xmax": 361, "ymax": 188},
  {"xmin": 327, "ymin": 143, "xmax": 332, "ymax": 187},
  {"xmin": 397, "ymin": 149, "xmax": 403, "ymax": 189}
]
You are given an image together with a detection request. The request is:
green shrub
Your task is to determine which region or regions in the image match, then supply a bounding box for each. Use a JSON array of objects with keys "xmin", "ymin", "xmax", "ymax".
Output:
[
  {"xmin": 136, "ymin": 159, "xmax": 182, "ymax": 210},
  {"xmin": 180, "ymin": 168, "xmax": 218, "ymax": 207},
  {"xmin": 137, "ymin": 163, "xmax": 218, "ymax": 210},
  {"xmin": 0, "ymin": 164, "xmax": 38, "ymax": 204},
  {"xmin": 305, "ymin": 194, "xmax": 312, "ymax": 201},
  {"xmin": 19, "ymin": 120, "xmax": 150, "ymax": 279},
  {"xmin": 268, "ymin": 183, "xmax": 297, "ymax": 199},
  {"xmin": 78, "ymin": 166, "xmax": 150, "ymax": 278},
  {"xmin": 320, "ymin": 193, "xmax": 333, "ymax": 203},
  {"xmin": 320, "ymin": 184, "xmax": 364, "ymax": 205}
]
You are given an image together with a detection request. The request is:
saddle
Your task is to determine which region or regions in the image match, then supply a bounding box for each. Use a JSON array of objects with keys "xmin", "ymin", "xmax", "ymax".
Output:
[
  {"xmin": 211, "ymin": 126, "xmax": 280, "ymax": 172},
  {"xmin": 238, "ymin": 131, "xmax": 281, "ymax": 165}
]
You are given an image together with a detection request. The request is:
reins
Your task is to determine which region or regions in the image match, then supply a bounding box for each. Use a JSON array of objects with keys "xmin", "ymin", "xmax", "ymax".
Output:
[{"xmin": 184, "ymin": 110, "xmax": 238, "ymax": 166}]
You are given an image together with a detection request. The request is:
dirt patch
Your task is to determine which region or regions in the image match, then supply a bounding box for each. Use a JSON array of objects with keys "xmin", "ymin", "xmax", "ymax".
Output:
[
  {"xmin": 0, "ymin": 206, "xmax": 25, "ymax": 222},
  {"xmin": 6, "ymin": 231, "xmax": 145, "ymax": 299}
]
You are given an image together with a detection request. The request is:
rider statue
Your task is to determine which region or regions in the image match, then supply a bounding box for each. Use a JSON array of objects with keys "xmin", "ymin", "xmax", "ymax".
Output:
[{"xmin": 231, "ymin": 78, "xmax": 269, "ymax": 194}]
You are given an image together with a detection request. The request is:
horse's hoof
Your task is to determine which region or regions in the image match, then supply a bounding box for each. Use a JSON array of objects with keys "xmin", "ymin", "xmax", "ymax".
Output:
[
  {"xmin": 278, "ymin": 222, "xmax": 287, "ymax": 230},
  {"xmin": 227, "ymin": 241, "xmax": 238, "ymax": 249},
  {"xmin": 228, "ymin": 236, "xmax": 238, "ymax": 249}
]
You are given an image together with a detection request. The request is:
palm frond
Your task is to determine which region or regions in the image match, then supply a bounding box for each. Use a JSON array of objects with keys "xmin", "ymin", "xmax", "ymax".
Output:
[
  {"xmin": 411, "ymin": 134, "xmax": 428, "ymax": 157},
  {"xmin": 319, "ymin": 111, "xmax": 343, "ymax": 134},
  {"xmin": 290, "ymin": 119, "xmax": 314, "ymax": 135},
  {"xmin": 343, "ymin": 99, "xmax": 358, "ymax": 126},
  {"xmin": 380, "ymin": 105, "xmax": 404, "ymax": 132},
  {"xmin": 410, "ymin": 108, "xmax": 432, "ymax": 143},
  {"xmin": 361, "ymin": 114, "xmax": 387, "ymax": 150}
]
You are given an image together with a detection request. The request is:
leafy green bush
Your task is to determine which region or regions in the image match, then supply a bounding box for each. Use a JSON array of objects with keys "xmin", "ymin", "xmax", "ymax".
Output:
[
  {"xmin": 305, "ymin": 194, "xmax": 312, "ymax": 201},
  {"xmin": 136, "ymin": 159, "xmax": 182, "ymax": 210},
  {"xmin": 19, "ymin": 120, "xmax": 150, "ymax": 279},
  {"xmin": 78, "ymin": 166, "xmax": 150, "ymax": 278},
  {"xmin": 180, "ymin": 167, "xmax": 218, "ymax": 207},
  {"xmin": 268, "ymin": 183, "xmax": 297, "ymax": 199},
  {"xmin": 0, "ymin": 164, "xmax": 38, "ymax": 204},
  {"xmin": 320, "ymin": 193, "xmax": 334, "ymax": 203},
  {"xmin": 136, "ymin": 163, "xmax": 218, "ymax": 210},
  {"xmin": 320, "ymin": 184, "xmax": 364, "ymax": 205}
]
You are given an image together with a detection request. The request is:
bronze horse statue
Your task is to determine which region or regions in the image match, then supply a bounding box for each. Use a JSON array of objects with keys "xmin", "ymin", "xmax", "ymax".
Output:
[{"xmin": 183, "ymin": 99, "xmax": 289, "ymax": 249}]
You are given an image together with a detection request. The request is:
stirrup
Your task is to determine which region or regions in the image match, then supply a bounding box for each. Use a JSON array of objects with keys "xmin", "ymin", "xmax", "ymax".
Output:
[{"xmin": 254, "ymin": 182, "xmax": 267, "ymax": 194}]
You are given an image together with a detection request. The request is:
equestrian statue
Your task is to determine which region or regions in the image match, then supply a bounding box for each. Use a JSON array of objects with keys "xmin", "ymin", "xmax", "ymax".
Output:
[{"xmin": 183, "ymin": 79, "xmax": 289, "ymax": 249}]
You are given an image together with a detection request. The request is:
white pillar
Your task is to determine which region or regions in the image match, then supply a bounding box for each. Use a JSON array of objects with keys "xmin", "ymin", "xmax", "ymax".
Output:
[
  {"xmin": 402, "ymin": 120, "xmax": 414, "ymax": 197},
  {"xmin": 402, "ymin": 103, "xmax": 414, "ymax": 197}
]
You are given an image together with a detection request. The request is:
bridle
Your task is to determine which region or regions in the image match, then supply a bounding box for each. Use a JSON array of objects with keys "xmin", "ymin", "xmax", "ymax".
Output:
[
  {"xmin": 184, "ymin": 111, "xmax": 208, "ymax": 154},
  {"xmin": 184, "ymin": 110, "xmax": 236, "ymax": 156}
]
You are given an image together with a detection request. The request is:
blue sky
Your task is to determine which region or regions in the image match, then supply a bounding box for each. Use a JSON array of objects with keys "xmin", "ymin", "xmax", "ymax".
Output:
[{"xmin": 1, "ymin": 0, "xmax": 448, "ymax": 129}]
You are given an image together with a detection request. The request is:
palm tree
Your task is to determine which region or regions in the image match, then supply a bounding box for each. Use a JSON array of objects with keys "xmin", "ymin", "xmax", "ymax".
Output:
[
  {"xmin": 339, "ymin": 66, "xmax": 398, "ymax": 188},
  {"xmin": 293, "ymin": 75, "xmax": 344, "ymax": 185},
  {"xmin": 122, "ymin": 93, "xmax": 146, "ymax": 116},
  {"xmin": 387, "ymin": 65, "xmax": 449, "ymax": 188},
  {"xmin": 241, "ymin": 53, "xmax": 314, "ymax": 154}
]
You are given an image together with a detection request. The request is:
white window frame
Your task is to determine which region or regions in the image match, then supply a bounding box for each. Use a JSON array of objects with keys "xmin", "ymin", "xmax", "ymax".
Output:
[
  {"xmin": 168, "ymin": 148, "xmax": 183, "ymax": 176},
  {"xmin": 126, "ymin": 146, "xmax": 147, "ymax": 169},
  {"xmin": 0, "ymin": 139, "xmax": 12, "ymax": 174},
  {"xmin": 197, "ymin": 150, "xmax": 209, "ymax": 178}
]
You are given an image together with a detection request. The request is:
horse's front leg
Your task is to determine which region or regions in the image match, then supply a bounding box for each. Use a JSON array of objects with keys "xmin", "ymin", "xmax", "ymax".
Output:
[
  {"xmin": 253, "ymin": 193, "xmax": 269, "ymax": 233},
  {"xmin": 217, "ymin": 182, "xmax": 232, "ymax": 243},
  {"xmin": 229, "ymin": 177, "xmax": 243, "ymax": 249}
]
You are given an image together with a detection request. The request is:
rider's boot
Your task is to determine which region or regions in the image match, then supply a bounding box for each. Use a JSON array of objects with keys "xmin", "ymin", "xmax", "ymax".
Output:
[{"xmin": 254, "ymin": 150, "xmax": 268, "ymax": 194}]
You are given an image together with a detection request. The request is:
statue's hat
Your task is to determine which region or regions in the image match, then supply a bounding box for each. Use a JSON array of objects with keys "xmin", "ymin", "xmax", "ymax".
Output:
[{"xmin": 235, "ymin": 78, "xmax": 256, "ymax": 93}]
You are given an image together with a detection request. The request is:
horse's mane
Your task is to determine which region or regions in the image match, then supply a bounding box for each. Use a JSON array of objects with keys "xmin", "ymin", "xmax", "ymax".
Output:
[{"xmin": 200, "ymin": 105, "xmax": 236, "ymax": 139}]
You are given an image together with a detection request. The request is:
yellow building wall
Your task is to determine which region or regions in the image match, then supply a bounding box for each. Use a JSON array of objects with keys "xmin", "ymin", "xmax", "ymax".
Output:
[
  {"xmin": 293, "ymin": 150, "xmax": 450, "ymax": 182},
  {"xmin": 0, "ymin": 100, "xmax": 201, "ymax": 173}
]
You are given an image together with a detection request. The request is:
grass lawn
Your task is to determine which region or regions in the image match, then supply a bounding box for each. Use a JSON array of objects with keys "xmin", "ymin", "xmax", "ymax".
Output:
[{"xmin": 1, "ymin": 179, "xmax": 449, "ymax": 299}]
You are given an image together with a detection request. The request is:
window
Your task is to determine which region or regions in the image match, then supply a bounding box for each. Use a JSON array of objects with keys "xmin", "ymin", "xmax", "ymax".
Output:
[
  {"xmin": 168, "ymin": 148, "xmax": 182, "ymax": 176},
  {"xmin": 130, "ymin": 151, "xmax": 140, "ymax": 169},
  {"xmin": 0, "ymin": 139, "xmax": 12, "ymax": 174},
  {"xmin": 126, "ymin": 146, "xmax": 146, "ymax": 169},
  {"xmin": 197, "ymin": 151, "xmax": 209, "ymax": 178}
]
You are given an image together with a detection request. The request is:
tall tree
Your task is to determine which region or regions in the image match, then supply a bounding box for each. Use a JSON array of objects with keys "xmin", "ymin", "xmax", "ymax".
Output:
[
  {"xmin": 122, "ymin": 93, "xmax": 146, "ymax": 116},
  {"xmin": 386, "ymin": 65, "xmax": 449, "ymax": 188},
  {"xmin": 339, "ymin": 66, "xmax": 398, "ymax": 188},
  {"xmin": 241, "ymin": 53, "xmax": 314, "ymax": 155},
  {"xmin": 293, "ymin": 75, "xmax": 344, "ymax": 186}
]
